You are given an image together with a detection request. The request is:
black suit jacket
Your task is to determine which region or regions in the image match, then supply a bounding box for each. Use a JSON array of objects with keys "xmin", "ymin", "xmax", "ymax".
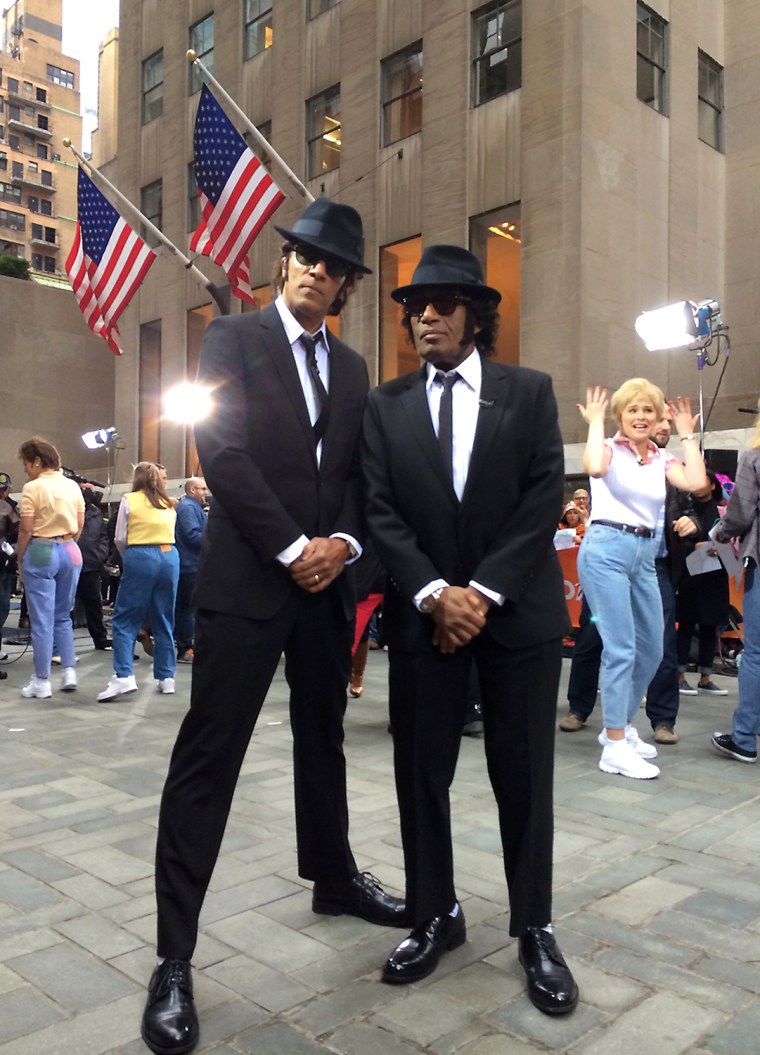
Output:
[
  {"xmin": 193, "ymin": 304, "xmax": 369, "ymax": 622},
  {"xmin": 362, "ymin": 356, "xmax": 570, "ymax": 651}
]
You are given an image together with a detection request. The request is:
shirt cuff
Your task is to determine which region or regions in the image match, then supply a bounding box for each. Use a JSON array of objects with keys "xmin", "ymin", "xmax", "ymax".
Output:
[
  {"xmin": 276, "ymin": 534, "xmax": 309, "ymax": 567},
  {"xmin": 413, "ymin": 578, "xmax": 449, "ymax": 612},
  {"xmin": 470, "ymin": 580, "xmax": 505, "ymax": 607},
  {"xmin": 330, "ymin": 532, "xmax": 362, "ymax": 564}
]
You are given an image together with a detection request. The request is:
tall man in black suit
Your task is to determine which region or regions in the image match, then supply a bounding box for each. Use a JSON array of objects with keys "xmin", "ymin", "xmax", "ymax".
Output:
[
  {"xmin": 362, "ymin": 246, "xmax": 578, "ymax": 1014},
  {"xmin": 142, "ymin": 199, "xmax": 405, "ymax": 1055}
]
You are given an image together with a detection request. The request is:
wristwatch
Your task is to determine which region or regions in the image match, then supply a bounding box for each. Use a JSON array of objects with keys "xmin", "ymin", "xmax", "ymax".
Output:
[{"xmin": 420, "ymin": 587, "xmax": 444, "ymax": 614}]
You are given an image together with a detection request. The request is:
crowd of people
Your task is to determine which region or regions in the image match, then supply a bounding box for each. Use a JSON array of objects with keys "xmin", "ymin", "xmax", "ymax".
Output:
[{"xmin": 2, "ymin": 197, "xmax": 759, "ymax": 1055}]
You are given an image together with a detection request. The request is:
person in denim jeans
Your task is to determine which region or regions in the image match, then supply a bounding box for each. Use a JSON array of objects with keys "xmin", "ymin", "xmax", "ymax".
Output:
[
  {"xmin": 576, "ymin": 381, "xmax": 707, "ymax": 779},
  {"xmin": 711, "ymin": 411, "xmax": 760, "ymax": 763},
  {"xmin": 15, "ymin": 438, "xmax": 85, "ymax": 699}
]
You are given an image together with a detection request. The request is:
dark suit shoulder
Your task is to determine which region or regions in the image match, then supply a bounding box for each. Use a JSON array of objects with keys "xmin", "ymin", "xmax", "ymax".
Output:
[
  {"xmin": 370, "ymin": 367, "xmax": 424, "ymax": 400},
  {"xmin": 483, "ymin": 359, "xmax": 553, "ymax": 389}
]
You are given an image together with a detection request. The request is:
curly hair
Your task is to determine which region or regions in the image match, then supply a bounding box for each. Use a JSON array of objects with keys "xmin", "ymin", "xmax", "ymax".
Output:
[
  {"xmin": 270, "ymin": 243, "xmax": 363, "ymax": 316},
  {"xmin": 400, "ymin": 296, "xmax": 501, "ymax": 358},
  {"xmin": 131, "ymin": 461, "xmax": 173, "ymax": 510},
  {"xmin": 17, "ymin": 436, "xmax": 61, "ymax": 470}
]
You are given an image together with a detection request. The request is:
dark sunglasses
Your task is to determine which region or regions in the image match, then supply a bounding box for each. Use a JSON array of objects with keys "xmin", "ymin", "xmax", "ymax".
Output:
[
  {"xmin": 293, "ymin": 244, "xmax": 350, "ymax": 280},
  {"xmin": 402, "ymin": 292, "xmax": 470, "ymax": 318}
]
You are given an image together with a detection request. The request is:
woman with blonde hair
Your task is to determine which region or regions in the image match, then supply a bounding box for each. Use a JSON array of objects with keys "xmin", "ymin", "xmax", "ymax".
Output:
[
  {"xmin": 711, "ymin": 399, "xmax": 760, "ymax": 762},
  {"xmin": 577, "ymin": 379, "xmax": 707, "ymax": 779},
  {"xmin": 16, "ymin": 437, "xmax": 84, "ymax": 699},
  {"xmin": 98, "ymin": 462, "xmax": 179, "ymax": 702}
]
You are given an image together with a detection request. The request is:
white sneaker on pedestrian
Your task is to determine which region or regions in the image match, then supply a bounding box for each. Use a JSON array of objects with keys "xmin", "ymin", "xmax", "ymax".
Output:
[
  {"xmin": 60, "ymin": 667, "xmax": 77, "ymax": 693},
  {"xmin": 21, "ymin": 676, "xmax": 52, "ymax": 699},
  {"xmin": 156, "ymin": 678, "xmax": 175, "ymax": 694},
  {"xmin": 97, "ymin": 675, "xmax": 138, "ymax": 702},
  {"xmin": 598, "ymin": 738, "xmax": 660, "ymax": 779},
  {"xmin": 598, "ymin": 726, "xmax": 658, "ymax": 759}
]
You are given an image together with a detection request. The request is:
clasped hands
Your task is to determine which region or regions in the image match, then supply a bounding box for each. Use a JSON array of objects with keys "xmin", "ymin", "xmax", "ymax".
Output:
[
  {"xmin": 289, "ymin": 537, "xmax": 348, "ymax": 593},
  {"xmin": 431, "ymin": 586, "xmax": 491, "ymax": 654}
]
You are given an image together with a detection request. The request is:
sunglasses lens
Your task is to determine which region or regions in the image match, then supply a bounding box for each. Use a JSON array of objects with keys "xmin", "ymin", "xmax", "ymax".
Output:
[
  {"xmin": 294, "ymin": 246, "xmax": 348, "ymax": 279},
  {"xmin": 404, "ymin": 294, "xmax": 461, "ymax": 317}
]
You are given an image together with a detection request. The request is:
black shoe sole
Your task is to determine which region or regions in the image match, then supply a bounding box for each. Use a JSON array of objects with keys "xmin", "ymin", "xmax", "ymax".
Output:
[{"xmin": 140, "ymin": 1025, "xmax": 199, "ymax": 1055}]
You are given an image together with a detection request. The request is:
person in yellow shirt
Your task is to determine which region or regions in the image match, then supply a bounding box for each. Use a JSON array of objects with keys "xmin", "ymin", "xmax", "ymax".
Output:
[
  {"xmin": 16, "ymin": 437, "xmax": 85, "ymax": 699},
  {"xmin": 98, "ymin": 462, "xmax": 178, "ymax": 702}
]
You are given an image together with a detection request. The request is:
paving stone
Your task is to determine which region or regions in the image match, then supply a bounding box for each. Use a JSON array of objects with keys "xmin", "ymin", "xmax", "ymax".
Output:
[
  {"xmin": 234, "ymin": 1020, "xmax": 331, "ymax": 1054},
  {"xmin": 570, "ymin": 991, "xmax": 723, "ymax": 1054},
  {"xmin": 319, "ymin": 1021, "xmax": 424, "ymax": 1055},
  {"xmin": 205, "ymin": 951, "xmax": 315, "ymax": 1014},
  {"xmin": 0, "ymin": 983, "xmax": 65, "ymax": 1043},
  {"xmin": 0, "ymin": 867, "xmax": 64, "ymax": 912},
  {"xmin": 594, "ymin": 875, "xmax": 699, "ymax": 927},
  {"xmin": 700, "ymin": 999, "xmax": 760, "ymax": 1055},
  {"xmin": 677, "ymin": 890, "xmax": 760, "ymax": 928},
  {"xmin": 2, "ymin": 848, "xmax": 80, "ymax": 882},
  {"xmin": 593, "ymin": 947, "xmax": 748, "ymax": 1013},
  {"xmin": 8, "ymin": 942, "xmax": 138, "ymax": 1013}
]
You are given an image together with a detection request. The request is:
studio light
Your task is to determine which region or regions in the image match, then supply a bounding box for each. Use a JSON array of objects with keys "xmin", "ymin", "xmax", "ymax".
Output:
[
  {"xmin": 164, "ymin": 383, "xmax": 212, "ymax": 424},
  {"xmin": 81, "ymin": 427, "xmax": 119, "ymax": 450},
  {"xmin": 634, "ymin": 299, "xmax": 725, "ymax": 351}
]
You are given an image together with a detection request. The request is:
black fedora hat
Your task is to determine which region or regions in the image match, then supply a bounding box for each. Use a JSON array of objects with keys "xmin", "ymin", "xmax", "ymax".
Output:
[
  {"xmin": 391, "ymin": 244, "xmax": 501, "ymax": 304},
  {"xmin": 274, "ymin": 197, "xmax": 372, "ymax": 275}
]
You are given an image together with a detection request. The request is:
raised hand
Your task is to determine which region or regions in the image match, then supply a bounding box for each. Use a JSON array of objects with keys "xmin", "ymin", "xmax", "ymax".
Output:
[
  {"xmin": 667, "ymin": 396, "xmax": 700, "ymax": 438},
  {"xmin": 577, "ymin": 386, "xmax": 609, "ymax": 426}
]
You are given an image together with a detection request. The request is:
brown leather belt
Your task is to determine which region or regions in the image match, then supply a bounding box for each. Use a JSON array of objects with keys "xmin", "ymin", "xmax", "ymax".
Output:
[
  {"xmin": 34, "ymin": 533, "xmax": 75, "ymax": 542},
  {"xmin": 591, "ymin": 520, "xmax": 654, "ymax": 539}
]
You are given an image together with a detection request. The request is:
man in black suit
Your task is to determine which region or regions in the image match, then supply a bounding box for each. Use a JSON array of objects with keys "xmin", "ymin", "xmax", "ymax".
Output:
[
  {"xmin": 362, "ymin": 245, "xmax": 578, "ymax": 1014},
  {"xmin": 142, "ymin": 199, "xmax": 405, "ymax": 1055}
]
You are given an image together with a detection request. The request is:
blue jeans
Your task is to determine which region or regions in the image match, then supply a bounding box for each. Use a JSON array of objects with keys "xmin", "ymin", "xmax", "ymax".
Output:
[
  {"xmin": 112, "ymin": 545, "xmax": 179, "ymax": 680},
  {"xmin": 577, "ymin": 524, "xmax": 663, "ymax": 729},
  {"xmin": 23, "ymin": 539, "xmax": 82, "ymax": 677},
  {"xmin": 174, "ymin": 571, "xmax": 197, "ymax": 655},
  {"xmin": 733, "ymin": 561, "xmax": 760, "ymax": 750}
]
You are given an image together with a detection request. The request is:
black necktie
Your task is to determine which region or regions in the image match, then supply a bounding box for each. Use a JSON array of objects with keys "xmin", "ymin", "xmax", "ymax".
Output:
[
  {"xmin": 301, "ymin": 332, "xmax": 330, "ymax": 444},
  {"xmin": 436, "ymin": 370, "xmax": 459, "ymax": 487}
]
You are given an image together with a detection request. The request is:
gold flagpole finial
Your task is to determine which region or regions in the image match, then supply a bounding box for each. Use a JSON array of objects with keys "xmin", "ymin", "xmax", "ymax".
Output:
[
  {"xmin": 186, "ymin": 49, "xmax": 197, "ymax": 62},
  {"xmin": 62, "ymin": 137, "xmax": 72, "ymax": 148}
]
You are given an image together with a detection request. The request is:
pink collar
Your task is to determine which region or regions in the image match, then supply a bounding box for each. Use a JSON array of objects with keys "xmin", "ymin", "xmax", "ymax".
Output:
[{"xmin": 612, "ymin": 431, "xmax": 659, "ymax": 465}]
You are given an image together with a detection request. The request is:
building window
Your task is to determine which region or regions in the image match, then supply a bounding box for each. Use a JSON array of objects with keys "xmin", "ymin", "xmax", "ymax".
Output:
[
  {"xmin": 46, "ymin": 64, "xmax": 75, "ymax": 90},
  {"xmin": 470, "ymin": 204, "xmax": 521, "ymax": 365},
  {"xmin": 8, "ymin": 135, "xmax": 19, "ymax": 151},
  {"xmin": 142, "ymin": 50, "xmax": 163, "ymax": 123},
  {"xmin": 306, "ymin": 85, "xmax": 340, "ymax": 179},
  {"xmin": 28, "ymin": 195, "xmax": 39, "ymax": 211},
  {"xmin": 31, "ymin": 222, "xmax": 42, "ymax": 239},
  {"xmin": 7, "ymin": 77, "xmax": 18, "ymax": 93},
  {"xmin": 471, "ymin": 1, "xmax": 522, "ymax": 106},
  {"xmin": 187, "ymin": 161, "xmax": 201, "ymax": 232},
  {"xmin": 40, "ymin": 168, "xmax": 52, "ymax": 185},
  {"xmin": 189, "ymin": 14, "xmax": 214, "ymax": 94},
  {"xmin": 11, "ymin": 160, "xmax": 22, "ymax": 178},
  {"xmin": 139, "ymin": 320, "xmax": 162, "ymax": 463},
  {"xmin": 44, "ymin": 226, "xmax": 56, "ymax": 243},
  {"xmin": 43, "ymin": 255, "xmax": 55, "ymax": 273},
  {"xmin": 636, "ymin": 3, "xmax": 667, "ymax": 114},
  {"xmin": 698, "ymin": 50, "xmax": 723, "ymax": 152},
  {"xmin": 0, "ymin": 153, "xmax": 7, "ymax": 172},
  {"xmin": 40, "ymin": 198, "xmax": 52, "ymax": 215},
  {"xmin": 0, "ymin": 208, "xmax": 25, "ymax": 232},
  {"xmin": 31, "ymin": 252, "xmax": 42, "ymax": 269},
  {"xmin": 381, "ymin": 42, "xmax": 423, "ymax": 147},
  {"xmin": 141, "ymin": 179, "xmax": 162, "ymax": 245},
  {"xmin": 37, "ymin": 114, "xmax": 48, "ymax": 131},
  {"xmin": 28, "ymin": 161, "xmax": 38, "ymax": 173},
  {"xmin": 244, "ymin": 0, "xmax": 272, "ymax": 59},
  {"xmin": 23, "ymin": 81, "xmax": 32, "ymax": 93},
  {"xmin": 36, "ymin": 86, "xmax": 46, "ymax": 103},
  {"xmin": 307, "ymin": 0, "xmax": 340, "ymax": 18},
  {"xmin": 380, "ymin": 235, "xmax": 422, "ymax": 382},
  {"xmin": 0, "ymin": 98, "xmax": 3, "ymax": 112},
  {"xmin": 0, "ymin": 181, "xmax": 20, "ymax": 204},
  {"xmin": 37, "ymin": 143, "xmax": 47, "ymax": 159}
]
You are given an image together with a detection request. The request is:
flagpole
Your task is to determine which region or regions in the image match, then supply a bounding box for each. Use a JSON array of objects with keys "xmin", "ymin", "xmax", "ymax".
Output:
[
  {"xmin": 61, "ymin": 138, "xmax": 229, "ymax": 316},
  {"xmin": 186, "ymin": 50, "xmax": 314, "ymax": 206}
]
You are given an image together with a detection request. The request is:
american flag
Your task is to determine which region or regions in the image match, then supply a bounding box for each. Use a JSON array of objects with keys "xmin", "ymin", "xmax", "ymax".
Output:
[
  {"xmin": 190, "ymin": 86, "xmax": 285, "ymax": 304},
  {"xmin": 65, "ymin": 167, "xmax": 156, "ymax": 356}
]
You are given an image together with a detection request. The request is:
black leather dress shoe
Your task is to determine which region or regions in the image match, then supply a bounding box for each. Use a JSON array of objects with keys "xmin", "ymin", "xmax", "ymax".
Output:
[
  {"xmin": 141, "ymin": 959, "xmax": 199, "ymax": 1054},
  {"xmin": 518, "ymin": 928, "xmax": 579, "ymax": 1015},
  {"xmin": 382, "ymin": 907, "xmax": 466, "ymax": 984},
  {"xmin": 312, "ymin": 871, "xmax": 407, "ymax": 926}
]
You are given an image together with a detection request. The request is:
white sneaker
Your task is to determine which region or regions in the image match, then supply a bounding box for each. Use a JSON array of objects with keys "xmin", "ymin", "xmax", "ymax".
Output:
[
  {"xmin": 60, "ymin": 667, "xmax": 77, "ymax": 693},
  {"xmin": 21, "ymin": 676, "xmax": 52, "ymax": 699},
  {"xmin": 599, "ymin": 738, "xmax": 660, "ymax": 779},
  {"xmin": 97, "ymin": 675, "xmax": 138, "ymax": 702},
  {"xmin": 156, "ymin": 678, "xmax": 175, "ymax": 694},
  {"xmin": 598, "ymin": 726, "xmax": 657, "ymax": 759}
]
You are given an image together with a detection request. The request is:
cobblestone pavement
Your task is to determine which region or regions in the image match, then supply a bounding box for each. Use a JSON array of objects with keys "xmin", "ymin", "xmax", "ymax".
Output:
[{"xmin": 1, "ymin": 627, "xmax": 758, "ymax": 1054}]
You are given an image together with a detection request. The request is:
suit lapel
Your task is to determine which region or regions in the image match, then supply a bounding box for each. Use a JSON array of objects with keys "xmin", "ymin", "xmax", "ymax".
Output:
[
  {"xmin": 258, "ymin": 304, "xmax": 318, "ymax": 462},
  {"xmin": 400, "ymin": 367, "xmax": 459, "ymax": 505}
]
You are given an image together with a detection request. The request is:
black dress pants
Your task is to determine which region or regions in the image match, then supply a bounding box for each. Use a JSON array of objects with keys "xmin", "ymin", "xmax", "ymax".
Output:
[
  {"xmin": 76, "ymin": 569, "xmax": 109, "ymax": 647},
  {"xmin": 389, "ymin": 632, "xmax": 561, "ymax": 937},
  {"xmin": 155, "ymin": 589, "xmax": 357, "ymax": 959}
]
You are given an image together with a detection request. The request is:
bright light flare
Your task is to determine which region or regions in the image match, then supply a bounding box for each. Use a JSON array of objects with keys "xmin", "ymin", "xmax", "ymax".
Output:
[
  {"xmin": 634, "ymin": 301, "xmax": 698, "ymax": 351},
  {"xmin": 164, "ymin": 383, "xmax": 212, "ymax": 424}
]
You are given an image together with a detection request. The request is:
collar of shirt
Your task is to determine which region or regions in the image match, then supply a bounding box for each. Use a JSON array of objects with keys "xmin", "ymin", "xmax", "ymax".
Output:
[
  {"xmin": 424, "ymin": 347, "xmax": 481, "ymax": 396},
  {"xmin": 612, "ymin": 430, "xmax": 659, "ymax": 465},
  {"xmin": 275, "ymin": 294, "xmax": 330, "ymax": 351}
]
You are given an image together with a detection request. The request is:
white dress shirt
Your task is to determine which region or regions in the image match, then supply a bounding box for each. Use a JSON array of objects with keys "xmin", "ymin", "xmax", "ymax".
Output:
[
  {"xmin": 413, "ymin": 349, "xmax": 505, "ymax": 610},
  {"xmin": 273, "ymin": 295, "xmax": 360, "ymax": 567}
]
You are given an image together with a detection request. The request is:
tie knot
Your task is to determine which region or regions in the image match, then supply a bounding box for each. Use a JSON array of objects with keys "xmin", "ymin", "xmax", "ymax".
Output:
[
  {"xmin": 301, "ymin": 332, "xmax": 321, "ymax": 360},
  {"xmin": 436, "ymin": 370, "xmax": 459, "ymax": 391}
]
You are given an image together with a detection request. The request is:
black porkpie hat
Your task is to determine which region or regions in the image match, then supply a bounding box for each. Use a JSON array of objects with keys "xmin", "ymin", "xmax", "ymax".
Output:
[
  {"xmin": 274, "ymin": 197, "xmax": 372, "ymax": 275},
  {"xmin": 391, "ymin": 244, "xmax": 501, "ymax": 304}
]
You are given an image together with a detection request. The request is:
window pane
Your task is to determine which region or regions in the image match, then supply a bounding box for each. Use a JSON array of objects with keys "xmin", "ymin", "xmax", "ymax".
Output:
[
  {"xmin": 380, "ymin": 235, "xmax": 423, "ymax": 382},
  {"xmin": 306, "ymin": 87, "xmax": 341, "ymax": 178},
  {"xmin": 381, "ymin": 44, "xmax": 423, "ymax": 147},
  {"xmin": 470, "ymin": 204, "xmax": 521, "ymax": 365},
  {"xmin": 244, "ymin": 0, "xmax": 272, "ymax": 58},
  {"xmin": 190, "ymin": 15, "xmax": 214, "ymax": 94},
  {"xmin": 636, "ymin": 3, "xmax": 667, "ymax": 113},
  {"xmin": 471, "ymin": 1, "xmax": 522, "ymax": 107},
  {"xmin": 142, "ymin": 51, "xmax": 163, "ymax": 123}
]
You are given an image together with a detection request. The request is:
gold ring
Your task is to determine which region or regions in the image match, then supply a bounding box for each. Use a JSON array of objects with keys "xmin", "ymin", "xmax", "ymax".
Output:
[{"xmin": 314, "ymin": 574, "xmax": 319, "ymax": 583}]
